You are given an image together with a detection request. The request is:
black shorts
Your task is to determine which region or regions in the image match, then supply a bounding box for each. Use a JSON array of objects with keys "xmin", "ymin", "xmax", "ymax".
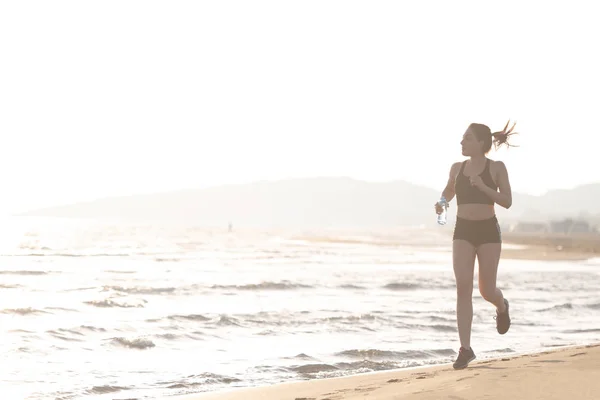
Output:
[{"xmin": 453, "ymin": 216, "xmax": 502, "ymax": 248}]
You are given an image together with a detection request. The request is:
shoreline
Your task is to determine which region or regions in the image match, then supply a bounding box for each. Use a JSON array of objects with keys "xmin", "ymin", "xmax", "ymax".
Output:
[
  {"xmin": 291, "ymin": 230, "xmax": 600, "ymax": 261},
  {"xmin": 172, "ymin": 341, "xmax": 600, "ymax": 399}
]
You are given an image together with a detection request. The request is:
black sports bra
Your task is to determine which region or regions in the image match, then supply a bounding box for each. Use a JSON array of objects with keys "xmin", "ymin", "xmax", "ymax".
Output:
[{"xmin": 454, "ymin": 159, "xmax": 497, "ymax": 205}]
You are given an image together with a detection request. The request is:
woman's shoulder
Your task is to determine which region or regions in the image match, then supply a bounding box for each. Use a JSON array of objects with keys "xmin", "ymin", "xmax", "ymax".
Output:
[
  {"xmin": 451, "ymin": 160, "xmax": 466, "ymax": 168},
  {"xmin": 448, "ymin": 161, "xmax": 466, "ymax": 181},
  {"xmin": 488, "ymin": 159, "xmax": 509, "ymax": 173},
  {"xmin": 450, "ymin": 161, "xmax": 464, "ymax": 173}
]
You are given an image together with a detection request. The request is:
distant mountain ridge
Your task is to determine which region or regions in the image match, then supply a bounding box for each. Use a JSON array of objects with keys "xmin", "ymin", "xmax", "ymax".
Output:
[{"xmin": 16, "ymin": 177, "xmax": 600, "ymax": 228}]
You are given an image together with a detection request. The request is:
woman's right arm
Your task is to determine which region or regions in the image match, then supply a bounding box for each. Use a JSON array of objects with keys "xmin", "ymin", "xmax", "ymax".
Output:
[
  {"xmin": 435, "ymin": 162, "xmax": 460, "ymax": 213},
  {"xmin": 442, "ymin": 162, "xmax": 461, "ymax": 202}
]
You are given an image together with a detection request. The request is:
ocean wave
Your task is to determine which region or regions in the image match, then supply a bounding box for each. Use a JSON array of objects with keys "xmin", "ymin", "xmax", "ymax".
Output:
[
  {"xmin": 63, "ymin": 286, "xmax": 98, "ymax": 292},
  {"xmin": 148, "ymin": 310, "xmax": 459, "ymax": 335},
  {"xmin": 159, "ymin": 373, "xmax": 241, "ymax": 389},
  {"xmin": 290, "ymin": 363, "xmax": 339, "ymax": 374},
  {"xmin": 17, "ymin": 347, "xmax": 33, "ymax": 353},
  {"xmin": 104, "ymin": 270, "xmax": 137, "ymax": 274},
  {"xmin": 217, "ymin": 315, "xmax": 242, "ymax": 326},
  {"xmin": 155, "ymin": 333, "xmax": 181, "ymax": 340},
  {"xmin": 45, "ymin": 307, "xmax": 79, "ymax": 312},
  {"xmin": 47, "ymin": 329, "xmax": 85, "ymax": 342},
  {"xmin": 52, "ymin": 328, "xmax": 85, "ymax": 337},
  {"xmin": 289, "ymin": 359, "xmax": 401, "ymax": 377},
  {"xmin": 0, "ymin": 284, "xmax": 21, "ymax": 289},
  {"xmin": 289, "ymin": 354, "xmax": 455, "ymax": 379},
  {"xmin": 6, "ymin": 253, "xmax": 131, "ymax": 257},
  {"xmin": 45, "ymin": 325, "xmax": 106, "ymax": 341},
  {"xmin": 537, "ymin": 302, "xmax": 600, "ymax": 312},
  {"xmin": 1, "ymin": 307, "xmax": 50, "ymax": 316},
  {"xmin": 334, "ymin": 359, "xmax": 402, "ymax": 372},
  {"xmin": 0, "ymin": 270, "xmax": 48, "ymax": 275},
  {"xmin": 80, "ymin": 325, "xmax": 107, "ymax": 332},
  {"xmin": 211, "ymin": 281, "xmax": 313, "ymax": 291},
  {"xmin": 156, "ymin": 313, "xmax": 244, "ymax": 327},
  {"xmin": 427, "ymin": 315, "xmax": 455, "ymax": 323},
  {"xmin": 383, "ymin": 282, "xmax": 423, "ymax": 290},
  {"xmin": 383, "ymin": 281, "xmax": 454, "ymax": 291},
  {"xmin": 537, "ymin": 303, "xmax": 573, "ymax": 312},
  {"xmin": 159, "ymin": 311, "xmax": 389, "ymax": 330},
  {"xmin": 339, "ymin": 284, "xmax": 366, "ymax": 289},
  {"xmin": 86, "ymin": 385, "xmax": 130, "ymax": 395},
  {"xmin": 110, "ymin": 337, "xmax": 155, "ymax": 350},
  {"xmin": 167, "ymin": 314, "xmax": 211, "ymax": 322},
  {"xmin": 317, "ymin": 314, "xmax": 379, "ymax": 323},
  {"xmin": 335, "ymin": 348, "xmax": 455, "ymax": 360},
  {"xmin": 103, "ymin": 285, "xmax": 176, "ymax": 295},
  {"xmin": 285, "ymin": 353, "xmax": 318, "ymax": 361},
  {"xmin": 562, "ymin": 328, "xmax": 600, "ymax": 334},
  {"xmin": 246, "ymin": 312, "xmax": 381, "ymax": 327},
  {"xmin": 84, "ymin": 299, "xmax": 145, "ymax": 308},
  {"xmin": 256, "ymin": 329, "xmax": 277, "ymax": 336},
  {"xmin": 411, "ymin": 323, "xmax": 456, "ymax": 333},
  {"xmin": 8, "ymin": 329, "xmax": 35, "ymax": 334}
]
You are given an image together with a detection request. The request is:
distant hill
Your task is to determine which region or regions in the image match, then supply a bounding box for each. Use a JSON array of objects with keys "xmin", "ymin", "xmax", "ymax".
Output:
[
  {"xmin": 506, "ymin": 183, "xmax": 600, "ymax": 223},
  {"xmin": 15, "ymin": 178, "xmax": 600, "ymax": 228}
]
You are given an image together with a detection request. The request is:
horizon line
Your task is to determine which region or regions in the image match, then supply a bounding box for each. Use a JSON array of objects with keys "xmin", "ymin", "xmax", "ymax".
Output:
[{"xmin": 11, "ymin": 176, "xmax": 600, "ymax": 217}]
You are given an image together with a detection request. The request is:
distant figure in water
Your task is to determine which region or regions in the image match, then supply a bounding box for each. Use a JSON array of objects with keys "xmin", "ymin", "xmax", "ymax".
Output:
[
  {"xmin": 435, "ymin": 120, "xmax": 518, "ymax": 369},
  {"xmin": 228, "ymin": 222, "xmax": 233, "ymax": 233}
]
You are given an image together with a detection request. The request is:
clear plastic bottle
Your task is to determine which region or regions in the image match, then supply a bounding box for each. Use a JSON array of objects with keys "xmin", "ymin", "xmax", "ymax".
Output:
[{"xmin": 437, "ymin": 196, "xmax": 448, "ymax": 225}]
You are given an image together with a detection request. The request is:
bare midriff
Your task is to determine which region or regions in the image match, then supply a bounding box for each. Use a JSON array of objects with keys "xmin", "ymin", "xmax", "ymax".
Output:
[{"xmin": 456, "ymin": 204, "xmax": 496, "ymax": 220}]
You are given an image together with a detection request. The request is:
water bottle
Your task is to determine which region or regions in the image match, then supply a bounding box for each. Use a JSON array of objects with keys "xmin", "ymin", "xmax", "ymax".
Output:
[{"xmin": 437, "ymin": 196, "xmax": 448, "ymax": 225}]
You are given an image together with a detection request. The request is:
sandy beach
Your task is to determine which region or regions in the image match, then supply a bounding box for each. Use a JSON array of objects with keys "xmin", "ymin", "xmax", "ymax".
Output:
[
  {"xmin": 176, "ymin": 343, "xmax": 600, "ymax": 400},
  {"xmin": 501, "ymin": 232, "xmax": 600, "ymax": 261}
]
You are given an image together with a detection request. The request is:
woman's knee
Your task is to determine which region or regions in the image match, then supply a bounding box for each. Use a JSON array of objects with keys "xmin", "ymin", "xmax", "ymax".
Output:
[
  {"xmin": 478, "ymin": 285, "xmax": 497, "ymax": 302},
  {"xmin": 456, "ymin": 282, "xmax": 473, "ymax": 298}
]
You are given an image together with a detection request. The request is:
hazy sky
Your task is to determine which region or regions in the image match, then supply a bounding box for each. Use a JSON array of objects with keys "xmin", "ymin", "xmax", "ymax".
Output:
[{"xmin": 1, "ymin": 1, "xmax": 598, "ymax": 215}]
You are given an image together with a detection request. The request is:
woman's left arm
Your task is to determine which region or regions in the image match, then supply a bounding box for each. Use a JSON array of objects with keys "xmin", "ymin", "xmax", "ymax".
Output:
[{"xmin": 479, "ymin": 161, "xmax": 512, "ymax": 209}]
